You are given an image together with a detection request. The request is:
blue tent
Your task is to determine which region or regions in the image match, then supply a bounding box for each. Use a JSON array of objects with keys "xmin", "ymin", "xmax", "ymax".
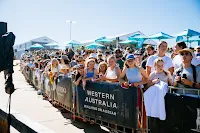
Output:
[
  {"xmin": 148, "ymin": 32, "xmax": 174, "ymax": 40},
  {"xmin": 86, "ymin": 42, "xmax": 105, "ymax": 50},
  {"xmin": 44, "ymin": 42, "xmax": 59, "ymax": 47},
  {"xmin": 183, "ymin": 38, "xmax": 200, "ymax": 43},
  {"xmin": 119, "ymin": 40, "xmax": 138, "ymax": 44},
  {"xmin": 64, "ymin": 40, "xmax": 81, "ymax": 47},
  {"xmin": 95, "ymin": 36, "xmax": 113, "ymax": 43},
  {"xmin": 30, "ymin": 44, "xmax": 44, "ymax": 49},
  {"xmin": 175, "ymin": 29, "xmax": 200, "ymax": 45},
  {"xmin": 129, "ymin": 34, "xmax": 149, "ymax": 40},
  {"xmin": 175, "ymin": 29, "xmax": 200, "ymax": 37}
]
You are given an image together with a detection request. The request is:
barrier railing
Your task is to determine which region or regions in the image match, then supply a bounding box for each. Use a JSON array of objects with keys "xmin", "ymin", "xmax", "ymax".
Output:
[
  {"xmin": 20, "ymin": 63, "xmax": 200, "ymax": 133},
  {"xmin": 21, "ymin": 65, "xmax": 148, "ymax": 133}
]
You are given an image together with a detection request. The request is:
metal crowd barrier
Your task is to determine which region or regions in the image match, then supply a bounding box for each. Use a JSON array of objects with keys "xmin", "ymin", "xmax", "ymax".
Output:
[
  {"xmin": 20, "ymin": 66, "xmax": 148, "ymax": 133},
  {"xmin": 20, "ymin": 64, "xmax": 200, "ymax": 133}
]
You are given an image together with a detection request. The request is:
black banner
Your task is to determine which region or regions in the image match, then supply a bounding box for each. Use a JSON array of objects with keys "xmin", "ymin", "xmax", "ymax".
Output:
[
  {"xmin": 164, "ymin": 93, "xmax": 200, "ymax": 133},
  {"xmin": 77, "ymin": 81, "xmax": 138, "ymax": 128},
  {"xmin": 149, "ymin": 93, "xmax": 200, "ymax": 133},
  {"xmin": 54, "ymin": 76, "xmax": 73, "ymax": 109}
]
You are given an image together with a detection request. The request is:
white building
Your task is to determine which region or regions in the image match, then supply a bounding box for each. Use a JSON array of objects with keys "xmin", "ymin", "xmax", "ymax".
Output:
[{"xmin": 14, "ymin": 36, "xmax": 57, "ymax": 59}]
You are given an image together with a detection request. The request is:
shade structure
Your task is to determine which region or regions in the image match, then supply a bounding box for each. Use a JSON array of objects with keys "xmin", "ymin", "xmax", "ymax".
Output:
[
  {"xmin": 182, "ymin": 37, "xmax": 200, "ymax": 47},
  {"xmin": 54, "ymin": 45, "xmax": 66, "ymax": 50},
  {"xmin": 30, "ymin": 44, "xmax": 44, "ymax": 49},
  {"xmin": 95, "ymin": 36, "xmax": 113, "ymax": 43},
  {"xmin": 119, "ymin": 40, "xmax": 138, "ymax": 44},
  {"xmin": 183, "ymin": 38, "xmax": 200, "ymax": 43},
  {"xmin": 64, "ymin": 40, "xmax": 81, "ymax": 47},
  {"xmin": 175, "ymin": 29, "xmax": 200, "ymax": 37},
  {"xmin": 86, "ymin": 42, "xmax": 105, "ymax": 49},
  {"xmin": 175, "ymin": 29, "xmax": 200, "ymax": 46},
  {"xmin": 44, "ymin": 42, "xmax": 59, "ymax": 47},
  {"xmin": 129, "ymin": 34, "xmax": 149, "ymax": 40},
  {"xmin": 148, "ymin": 32, "xmax": 174, "ymax": 40}
]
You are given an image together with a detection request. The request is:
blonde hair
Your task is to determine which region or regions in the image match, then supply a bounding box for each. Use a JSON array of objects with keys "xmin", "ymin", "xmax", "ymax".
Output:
[
  {"xmin": 51, "ymin": 58, "xmax": 59, "ymax": 72},
  {"xmin": 124, "ymin": 59, "xmax": 139, "ymax": 69},
  {"xmin": 85, "ymin": 58, "xmax": 95, "ymax": 68},
  {"xmin": 97, "ymin": 62, "xmax": 108, "ymax": 73},
  {"xmin": 154, "ymin": 58, "xmax": 168, "ymax": 76},
  {"xmin": 107, "ymin": 55, "xmax": 116, "ymax": 63}
]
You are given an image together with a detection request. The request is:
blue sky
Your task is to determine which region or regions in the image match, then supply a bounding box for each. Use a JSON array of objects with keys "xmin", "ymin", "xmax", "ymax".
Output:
[{"xmin": 0, "ymin": 0, "xmax": 200, "ymax": 47}]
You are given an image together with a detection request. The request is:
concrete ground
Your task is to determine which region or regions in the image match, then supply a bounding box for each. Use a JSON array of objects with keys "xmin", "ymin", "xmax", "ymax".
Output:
[{"xmin": 0, "ymin": 63, "xmax": 109, "ymax": 133}]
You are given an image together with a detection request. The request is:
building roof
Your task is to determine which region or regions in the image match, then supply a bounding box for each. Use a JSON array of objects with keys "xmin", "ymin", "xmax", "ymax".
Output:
[{"xmin": 31, "ymin": 36, "xmax": 57, "ymax": 44}]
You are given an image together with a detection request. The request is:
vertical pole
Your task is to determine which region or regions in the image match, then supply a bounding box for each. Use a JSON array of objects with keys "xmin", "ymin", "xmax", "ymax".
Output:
[
  {"xmin": 69, "ymin": 22, "xmax": 72, "ymax": 40},
  {"xmin": 116, "ymin": 37, "xmax": 119, "ymax": 48}
]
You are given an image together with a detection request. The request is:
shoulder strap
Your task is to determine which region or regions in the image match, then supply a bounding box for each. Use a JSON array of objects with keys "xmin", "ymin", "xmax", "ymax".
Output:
[{"xmin": 191, "ymin": 64, "xmax": 197, "ymax": 83}]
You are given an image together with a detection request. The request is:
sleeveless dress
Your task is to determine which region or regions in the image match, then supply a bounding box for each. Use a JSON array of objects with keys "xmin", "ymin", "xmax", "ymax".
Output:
[
  {"xmin": 86, "ymin": 68, "xmax": 95, "ymax": 78},
  {"xmin": 126, "ymin": 67, "xmax": 143, "ymax": 88},
  {"xmin": 126, "ymin": 67, "xmax": 143, "ymax": 108}
]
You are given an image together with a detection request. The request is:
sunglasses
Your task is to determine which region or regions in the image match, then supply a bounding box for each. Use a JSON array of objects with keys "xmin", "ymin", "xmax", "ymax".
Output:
[
  {"xmin": 77, "ymin": 60, "xmax": 82, "ymax": 63},
  {"xmin": 180, "ymin": 52, "xmax": 191, "ymax": 56},
  {"xmin": 127, "ymin": 59, "xmax": 134, "ymax": 62}
]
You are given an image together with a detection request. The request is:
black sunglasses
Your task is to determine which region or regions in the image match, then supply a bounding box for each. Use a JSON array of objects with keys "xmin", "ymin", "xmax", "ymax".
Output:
[{"xmin": 180, "ymin": 52, "xmax": 191, "ymax": 56}]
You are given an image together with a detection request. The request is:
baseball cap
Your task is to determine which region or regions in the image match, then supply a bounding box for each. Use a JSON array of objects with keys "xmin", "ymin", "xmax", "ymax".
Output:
[
  {"xmin": 178, "ymin": 48, "xmax": 194, "ymax": 57},
  {"xmin": 126, "ymin": 54, "xmax": 135, "ymax": 60}
]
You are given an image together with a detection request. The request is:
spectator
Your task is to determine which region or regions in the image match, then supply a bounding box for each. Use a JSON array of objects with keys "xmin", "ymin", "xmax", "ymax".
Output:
[
  {"xmin": 195, "ymin": 46, "xmax": 200, "ymax": 60},
  {"xmin": 134, "ymin": 50, "xmax": 144, "ymax": 67},
  {"xmin": 60, "ymin": 65, "xmax": 70, "ymax": 78},
  {"xmin": 76, "ymin": 56, "xmax": 85, "ymax": 66},
  {"xmin": 146, "ymin": 41, "xmax": 174, "ymax": 76},
  {"xmin": 67, "ymin": 48, "xmax": 74, "ymax": 61},
  {"xmin": 141, "ymin": 45, "xmax": 155, "ymax": 69},
  {"xmin": 104, "ymin": 51, "xmax": 110, "ymax": 62},
  {"xmin": 173, "ymin": 41, "xmax": 200, "ymax": 70},
  {"xmin": 60, "ymin": 55, "xmax": 70, "ymax": 68},
  {"xmin": 147, "ymin": 58, "xmax": 172, "ymax": 88},
  {"xmin": 97, "ymin": 53, "xmax": 104, "ymax": 64},
  {"xmin": 115, "ymin": 48, "xmax": 124, "ymax": 70},
  {"xmin": 96, "ymin": 62, "xmax": 108, "ymax": 81},
  {"xmin": 174, "ymin": 48, "xmax": 200, "ymax": 94},
  {"xmin": 88, "ymin": 53, "xmax": 98, "ymax": 69},
  {"xmin": 84, "ymin": 59, "xmax": 97, "ymax": 81},
  {"xmin": 74, "ymin": 64, "xmax": 85, "ymax": 86},
  {"xmin": 120, "ymin": 54, "xmax": 148, "ymax": 89},
  {"xmin": 102, "ymin": 55, "xmax": 121, "ymax": 83}
]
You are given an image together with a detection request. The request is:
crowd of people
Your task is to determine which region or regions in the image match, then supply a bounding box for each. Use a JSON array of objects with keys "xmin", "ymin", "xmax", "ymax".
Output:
[
  {"xmin": 21, "ymin": 41, "xmax": 200, "ymax": 95},
  {"xmin": 20, "ymin": 41, "xmax": 200, "ymax": 132}
]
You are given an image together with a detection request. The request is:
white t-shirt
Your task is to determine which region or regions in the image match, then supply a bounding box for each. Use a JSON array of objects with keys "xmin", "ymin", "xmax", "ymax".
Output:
[
  {"xmin": 146, "ymin": 55, "xmax": 173, "ymax": 73},
  {"xmin": 173, "ymin": 54, "xmax": 200, "ymax": 70}
]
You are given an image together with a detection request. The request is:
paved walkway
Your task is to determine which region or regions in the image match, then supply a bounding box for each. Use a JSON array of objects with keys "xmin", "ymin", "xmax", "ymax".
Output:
[{"xmin": 0, "ymin": 64, "xmax": 109, "ymax": 133}]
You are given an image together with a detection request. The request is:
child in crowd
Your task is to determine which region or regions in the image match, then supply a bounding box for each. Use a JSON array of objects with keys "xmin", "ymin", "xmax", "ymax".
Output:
[
  {"xmin": 96, "ymin": 62, "xmax": 108, "ymax": 81},
  {"xmin": 147, "ymin": 58, "xmax": 172, "ymax": 88}
]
